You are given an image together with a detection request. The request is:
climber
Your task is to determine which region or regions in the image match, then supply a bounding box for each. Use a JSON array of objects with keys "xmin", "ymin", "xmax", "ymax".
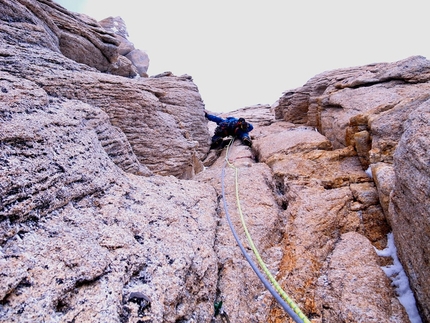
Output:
[{"xmin": 205, "ymin": 111, "xmax": 253, "ymax": 149}]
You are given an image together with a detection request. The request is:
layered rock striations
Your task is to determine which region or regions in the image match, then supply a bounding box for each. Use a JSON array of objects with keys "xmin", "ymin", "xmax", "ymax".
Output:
[
  {"xmin": 1, "ymin": 1, "xmax": 429, "ymax": 322},
  {"xmin": 0, "ymin": 0, "xmax": 209, "ymax": 179}
]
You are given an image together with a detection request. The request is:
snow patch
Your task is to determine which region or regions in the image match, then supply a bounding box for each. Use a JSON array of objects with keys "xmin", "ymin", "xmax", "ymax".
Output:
[
  {"xmin": 374, "ymin": 232, "xmax": 422, "ymax": 323},
  {"xmin": 365, "ymin": 166, "xmax": 373, "ymax": 178}
]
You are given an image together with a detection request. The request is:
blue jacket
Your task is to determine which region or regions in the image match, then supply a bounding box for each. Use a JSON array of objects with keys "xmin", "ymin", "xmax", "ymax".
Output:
[{"xmin": 206, "ymin": 113, "xmax": 253, "ymax": 139}]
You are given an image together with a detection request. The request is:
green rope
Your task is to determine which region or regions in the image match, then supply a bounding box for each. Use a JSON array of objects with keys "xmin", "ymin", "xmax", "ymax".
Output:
[{"xmin": 224, "ymin": 139, "xmax": 311, "ymax": 323}]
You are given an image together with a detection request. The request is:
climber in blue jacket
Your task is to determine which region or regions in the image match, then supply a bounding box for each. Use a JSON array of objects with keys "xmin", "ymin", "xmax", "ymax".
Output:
[{"xmin": 205, "ymin": 112, "xmax": 253, "ymax": 149}]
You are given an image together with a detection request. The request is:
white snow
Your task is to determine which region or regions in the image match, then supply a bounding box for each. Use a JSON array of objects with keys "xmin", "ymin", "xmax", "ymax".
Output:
[
  {"xmin": 374, "ymin": 232, "xmax": 422, "ymax": 323},
  {"xmin": 365, "ymin": 166, "xmax": 373, "ymax": 178}
]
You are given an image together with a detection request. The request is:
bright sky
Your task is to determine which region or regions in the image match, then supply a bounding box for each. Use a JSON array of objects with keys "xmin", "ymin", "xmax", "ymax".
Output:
[{"xmin": 55, "ymin": 0, "xmax": 428, "ymax": 113}]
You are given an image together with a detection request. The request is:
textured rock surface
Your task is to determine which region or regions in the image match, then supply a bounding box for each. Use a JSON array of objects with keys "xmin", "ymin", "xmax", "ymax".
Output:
[
  {"xmin": 198, "ymin": 107, "xmax": 409, "ymax": 323},
  {"xmin": 1, "ymin": 173, "xmax": 219, "ymax": 322},
  {"xmin": 99, "ymin": 16, "xmax": 150, "ymax": 77},
  {"xmin": 272, "ymin": 55, "xmax": 430, "ymax": 322},
  {"xmin": 0, "ymin": 0, "xmax": 209, "ymax": 179},
  {"xmin": 390, "ymin": 101, "xmax": 430, "ymax": 321},
  {"xmin": 0, "ymin": 71, "xmax": 218, "ymax": 322},
  {"xmin": 14, "ymin": 0, "xmax": 118, "ymax": 72},
  {"xmin": 1, "ymin": 1, "xmax": 429, "ymax": 323},
  {"xmin": 316, "ymin": 232, "xmax": 406, "ymax": 322}
]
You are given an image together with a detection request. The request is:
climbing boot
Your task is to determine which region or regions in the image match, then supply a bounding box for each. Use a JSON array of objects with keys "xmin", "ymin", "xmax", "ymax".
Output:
[
  {"xmin": 242, "ymin": 137, "xmax": 252, "ymax": 147},
  {"xmin": 210, "ymin": 138, "xmax": 223, "ymax": 149}
]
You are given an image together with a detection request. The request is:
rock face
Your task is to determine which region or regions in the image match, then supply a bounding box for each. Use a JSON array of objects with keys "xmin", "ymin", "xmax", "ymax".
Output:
[
  {"xmin": 273, "ymin": 57, "xmax": 430, "ymax": 322},
  {"xmin": 0, "ymin": 0, "xmax": 209, "ymax": 179},
  {"xmin": 1, "ymin": 1, "xmax": 429, "ymax": 323},
  {"xmin": 391, "ymin": 102, "xmax": 430, "ymax": 321},
  {"xmin": 198, "ymin": 107, "xmax": 405, "ymax": 323}
]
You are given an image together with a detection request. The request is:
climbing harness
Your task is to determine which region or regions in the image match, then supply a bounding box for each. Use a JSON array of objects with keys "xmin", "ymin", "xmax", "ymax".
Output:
[{"xmin": 221, "ymin": 138, "xmax": 311, "ymax": 323}]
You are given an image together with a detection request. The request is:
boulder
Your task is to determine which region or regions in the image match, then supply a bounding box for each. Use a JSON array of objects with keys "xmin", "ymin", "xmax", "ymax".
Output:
[
  {"xmin": 254, "ymin": 126, "xmax": 332, "ymax": 163},
  {"xmin": 99, "ymin": 16, "xmax": 150, "ymax": 77},
  {"xmin": 316, "ymin": 232, "xmax": 406, "ymax": 322},
  {"xmin": 125, "ymin": 48, "xmax": 150, "ymax": 76},
  {"xmin": 106, "ymin": 54, "xmax": 139, "ymax": 77},
  {"xmin": 99, "ymin": 16, "xmax": 131, "ymax": 40}
]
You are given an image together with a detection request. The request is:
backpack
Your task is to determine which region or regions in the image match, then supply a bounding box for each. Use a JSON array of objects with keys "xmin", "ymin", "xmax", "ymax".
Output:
[{"xmin": 214, "ymin": 117, "xmax": 238, "ymax": 137}]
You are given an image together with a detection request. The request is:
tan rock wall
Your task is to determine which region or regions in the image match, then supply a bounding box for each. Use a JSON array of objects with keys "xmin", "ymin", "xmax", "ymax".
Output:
[
  {"xmin": 200, "ymin": 108, "xmax": 411, "ymax": 322},
  {"xmin": 1, "ymin": 1, "xmax": 210, "ymax": 179},
  {"xmin": 1, "ymin": 1, "xmax": 429, "ymax": 322},
  {"xmin": 0, "ymin": 70, "xmax": 218, "ymax": 322},
  {"xmin": 271, "ymin": 56, "xmax": 430, "ymax": 322},
  {"xmin": 391, "ymin": 101, "xmax": 430, "ymax": 321}
]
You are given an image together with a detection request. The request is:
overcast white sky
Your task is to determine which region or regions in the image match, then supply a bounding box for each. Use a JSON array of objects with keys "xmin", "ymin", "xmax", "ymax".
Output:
[{"xmin": 55, "ymin": 0, "xmax": 428, "ymax": 113}]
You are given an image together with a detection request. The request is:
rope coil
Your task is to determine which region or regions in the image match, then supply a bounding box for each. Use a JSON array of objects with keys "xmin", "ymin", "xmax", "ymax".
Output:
[{"xmin": 221, "ymin": 138, "xmax": 310, "ymax": 323}]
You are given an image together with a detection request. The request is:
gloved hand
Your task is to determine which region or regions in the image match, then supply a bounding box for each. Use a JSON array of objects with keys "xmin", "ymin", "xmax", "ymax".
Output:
[{"xmin": 204, "ymin": 111, "xmax": 208, "ymax": 118}]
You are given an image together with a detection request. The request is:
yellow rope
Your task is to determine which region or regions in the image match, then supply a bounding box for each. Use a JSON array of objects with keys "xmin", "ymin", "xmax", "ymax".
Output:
[{"xmin": 225, "ymin": 139, "xmax": 311, "ymax": 323}]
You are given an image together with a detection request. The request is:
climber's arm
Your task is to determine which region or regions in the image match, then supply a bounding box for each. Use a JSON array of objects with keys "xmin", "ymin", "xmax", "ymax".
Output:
[{"xmin": 205, "ymin": 113, "xmax": 225, "ymax": 125}]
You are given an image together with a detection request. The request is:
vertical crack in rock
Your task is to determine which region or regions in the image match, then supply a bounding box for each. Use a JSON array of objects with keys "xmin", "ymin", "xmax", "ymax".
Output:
[
  {"xmin": 211, "ymin": 194, "xmax": 228, "ymax": 321},
  {"xmin": 270, "ymin": 174, "xmax": 289, "ymax": 211}
]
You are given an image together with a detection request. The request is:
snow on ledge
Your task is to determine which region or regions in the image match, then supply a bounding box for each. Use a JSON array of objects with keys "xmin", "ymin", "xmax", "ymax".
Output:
[{"xmin": 374, "ymin": 232, "xmax": 422, "ymax": 323}]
